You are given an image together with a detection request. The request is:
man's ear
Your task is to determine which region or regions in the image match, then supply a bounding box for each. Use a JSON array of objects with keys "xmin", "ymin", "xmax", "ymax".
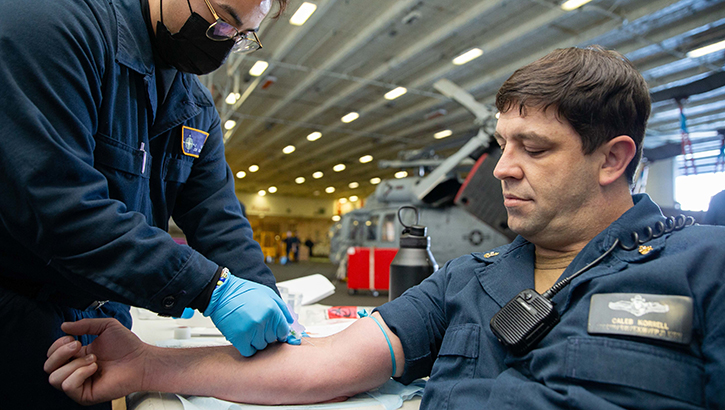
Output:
[{"xmin": 598, "ymin": 135, "xmax": 636, "ymax": 186}]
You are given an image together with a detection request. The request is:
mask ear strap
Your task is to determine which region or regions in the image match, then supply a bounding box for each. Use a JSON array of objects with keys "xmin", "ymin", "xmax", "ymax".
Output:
[{"xmin": 159, "ymin": 0, "xmax": 194, "ymax": 26}]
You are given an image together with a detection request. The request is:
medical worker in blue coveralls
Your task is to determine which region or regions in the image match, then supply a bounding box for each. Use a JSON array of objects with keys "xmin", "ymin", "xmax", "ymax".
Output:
[
  {"xmin": 0, "ymin": 0, "xmax": 294, "ymax": 408},
  {"xmin": 45, "ymin": 47, "xmax": 725, "ymax": 409}
]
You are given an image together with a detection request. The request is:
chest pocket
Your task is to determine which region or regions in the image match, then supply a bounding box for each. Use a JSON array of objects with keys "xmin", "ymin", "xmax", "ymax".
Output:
[
  {"xmin": 93, "ymin": 134, "xmax": 150, "ymax": 212},
  {"xmin": 431, "ymin": 324, "xmax": 480, "ymax": 380},
  {"xmin": 566, "ymin": 337, "xmax": 704, "ymax": 407},
  {"xmin": 94, "ymin": 134, "xmax": 148, "ymax": 176}
]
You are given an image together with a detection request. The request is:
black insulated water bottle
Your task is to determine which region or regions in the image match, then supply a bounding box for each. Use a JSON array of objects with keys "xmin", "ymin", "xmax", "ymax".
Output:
[{"xmin": 389, "ymin": 206, "xmax": 439, "ymax": 301}]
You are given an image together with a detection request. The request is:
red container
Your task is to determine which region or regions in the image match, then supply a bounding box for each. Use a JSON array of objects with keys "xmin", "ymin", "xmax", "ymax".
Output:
[{"xmin": 346, "ymin": 247, "xmax": 398, "ymax": 294}]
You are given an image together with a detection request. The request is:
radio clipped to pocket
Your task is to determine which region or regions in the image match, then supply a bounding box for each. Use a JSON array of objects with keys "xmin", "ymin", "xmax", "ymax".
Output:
[{"xmin": 490, "ymin": 289, "xmax": 560, "ymax": 355}]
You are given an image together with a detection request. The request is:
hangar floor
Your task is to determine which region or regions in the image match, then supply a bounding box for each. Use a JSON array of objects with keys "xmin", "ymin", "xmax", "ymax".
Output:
[{"xmin": 268, "ymin": 260, "xmax": 387, "ymax": 308}]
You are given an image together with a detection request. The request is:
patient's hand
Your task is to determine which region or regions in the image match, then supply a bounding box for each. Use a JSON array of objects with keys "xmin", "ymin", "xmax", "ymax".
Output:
[{"xmin": 45, "ymin": 318, "xmax": 147, "ymax": 405}]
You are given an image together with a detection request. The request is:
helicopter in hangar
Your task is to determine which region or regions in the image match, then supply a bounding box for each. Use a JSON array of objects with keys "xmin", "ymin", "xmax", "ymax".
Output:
[{"xmin": 329, "ymin": 79, "xmax": 516, "ymax": 266}]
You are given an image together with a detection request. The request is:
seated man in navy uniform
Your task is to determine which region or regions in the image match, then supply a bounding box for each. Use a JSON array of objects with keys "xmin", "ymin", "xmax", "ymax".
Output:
[{"xmin": 45, "ymin": 46, "xmax": 725, "ymax": 409}]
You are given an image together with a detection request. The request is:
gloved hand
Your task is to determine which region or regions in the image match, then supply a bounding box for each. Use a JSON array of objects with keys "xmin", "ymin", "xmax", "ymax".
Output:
[{"xmin": 204, "ymin": 273, "xmax": 294, "ymax": 356}]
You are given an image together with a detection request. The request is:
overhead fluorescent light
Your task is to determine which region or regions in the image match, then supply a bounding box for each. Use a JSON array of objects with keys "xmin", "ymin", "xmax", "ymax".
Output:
[
  {"xmin": 224, "ymin": 120, "xmax": 236, "ymax": 130},
  {"xmin": 495, "ymin": 112, "xmax": 501, "ymax": 119},
  {"xmin": 338, "ymin": 198, "xmax": 348, "ymax": 204},
  {"xmin": 295, "ymin": 176, "xmax": 306, "ymax": 184},
  {"xmin": 333, "ymin": 163, "xmax": 346, "ymax": 172},
  {"xmin": 370, "ymin": 177, "xmax": 381, "ymax": 185},
  {"xmin": 332, "ymin": 215, "xmax": 341, "ymax": 221},
  {"xmin": 687, "ymin": 39, "xmax": 725, "ymax": 58},
  {"xmin": 348, "ymin": 181, "xmax": 359, "ymax": 189},
  {"xmin": 289, "ymin": 2, "xmax": 317, "ymax": 26},
  {"xmin": 341, "ymin": 112, "xmax": 359, "ymax": 123},
  {"xmin": 236, "ymin": 171, "xmax": 246, "ymax": 179},
  {"xmin": 561, "ymin": 0, "xmax": 592, "ymax": 11},
  {"xmin": 282, "ymin": 145, "xmax": 296, "ymax": 154},
  {"xmin": 307, "ymin": 131, "xmax": 322, "ymax": 141},
  {"xmin": 225, "ymin": 93, "xmax": 238, "ymax": 105},
  {"xmin": 349, "ymin": 195, "xmax": 359, "ymax": 202},
  {"xmin": 452, "ymin": 48, "xmax": 483, "ymax": 65},
  {"xmin": 258, "ymin": 190, "xmax": 266, "ymax": 196},
  {"xmin": 434, "ymin": 129, "xmax": 453, "ymax": 139},
  {"xmin": 249, "ymin": 61, "xmax": 269, "ymax": 77},
  {"xmin": 384, "ymin": 87, "xmax": 407, "ymax": 100},
  {"xmin": 325, "ymin": 186, "xmax": 336, "ymax": 193},
  {"xmin": 312, "ymin": 171, "xmax": 324, "ymax": 179},
  {"xmin": 268, "ymin": 186, "xmax": 277, "ymax": 193},
  {"xmin": 394, "ymin": 171, "xmax": 408, "ymax": 179},
  {"xmin": 249, "ymin": 165, "xmax": 259, "ymax": 172},
  {"xmin": 359, "ymin": 155, "xmax": 373, "ymax": 163}
]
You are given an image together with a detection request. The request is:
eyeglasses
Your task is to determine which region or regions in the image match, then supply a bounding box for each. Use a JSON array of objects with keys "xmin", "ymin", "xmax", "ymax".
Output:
[{"xmin": 203, "ymin": 0, "xmax": 262, "ymax": 54}]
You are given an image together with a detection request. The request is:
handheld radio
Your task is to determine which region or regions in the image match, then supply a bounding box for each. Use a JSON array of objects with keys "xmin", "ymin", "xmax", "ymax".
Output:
[{"xmin": 490, "ymin": 289, "xmax": 560, "ymax": 355}]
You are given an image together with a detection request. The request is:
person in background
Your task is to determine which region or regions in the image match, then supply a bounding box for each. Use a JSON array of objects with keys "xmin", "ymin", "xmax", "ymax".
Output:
[
  {"xmin": 305, "ymin": 238, "xmax": 315, "ymax": 258},
  {"xmin": 284, "ymin": 231, "xmax": 301, "ymax": 262},
  {"xmin": 45, "ymin": 46, "xmax": 725, "ymax": 409},
  {"xmin": 0, "ymin": 0, "xmax": 293, "ymax": 409}
]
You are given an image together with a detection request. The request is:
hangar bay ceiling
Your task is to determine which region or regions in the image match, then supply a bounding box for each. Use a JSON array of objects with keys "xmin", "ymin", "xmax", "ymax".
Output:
[{"xmin": 200, "ymin": 0, "xmax": 725, "ymax": 199}]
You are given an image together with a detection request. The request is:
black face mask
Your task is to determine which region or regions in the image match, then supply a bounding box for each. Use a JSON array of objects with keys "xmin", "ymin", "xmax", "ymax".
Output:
[{"xmin": 154, "ymin": 0, "xmax": 234, "ymax": 75}]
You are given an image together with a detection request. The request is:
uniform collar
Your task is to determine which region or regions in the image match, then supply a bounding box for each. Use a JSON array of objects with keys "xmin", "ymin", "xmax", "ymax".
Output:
[
  {"xmin": 112, "ymin": 0, "xmax": 155, "ymax": 75},
  {"xmin": 473, "ymin": 237, "xmax": 535, "ymax": 307}
]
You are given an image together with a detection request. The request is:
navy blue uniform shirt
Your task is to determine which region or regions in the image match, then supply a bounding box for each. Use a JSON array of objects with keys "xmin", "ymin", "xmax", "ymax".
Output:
[
  {"xmin": 378, "ymin": 194, "xmax": 725, "ymax": 409},
  {"xmin": 0, "ymin": 0, "xmax": 276, "ymax": 316}
]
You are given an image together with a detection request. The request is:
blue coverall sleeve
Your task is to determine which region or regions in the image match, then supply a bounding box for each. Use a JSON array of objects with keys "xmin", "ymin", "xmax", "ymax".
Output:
[
  {"xmin": 376, "ymin": 259, "xmax": 455, "ymax": 384},
  {"xmin": 170, "ymin": 111, "xmax": 278, "ymax": 293},
  {"xmin": 0, "ymin": 1, "xmax": 216, "ymax": 315}
]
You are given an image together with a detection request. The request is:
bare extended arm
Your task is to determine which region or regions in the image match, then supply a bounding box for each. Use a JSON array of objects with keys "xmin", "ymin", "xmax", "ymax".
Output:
[{"xmin": 45, "ymin": 313, "xmax": 404, "ymax": 406}]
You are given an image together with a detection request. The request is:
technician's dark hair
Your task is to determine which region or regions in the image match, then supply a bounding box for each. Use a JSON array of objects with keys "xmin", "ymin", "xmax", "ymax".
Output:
[
  {"xmin": 495, "ymin": 46, "xmax": 650, "ymax": 184},
  {"xmin": 271, "ymin": 0, "xmax": 289, "ymax": 18}
]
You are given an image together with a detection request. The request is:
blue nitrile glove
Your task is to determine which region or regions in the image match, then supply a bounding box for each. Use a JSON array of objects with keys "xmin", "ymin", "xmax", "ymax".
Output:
[
  {"xmin": 204, "ymin": 273, "xmax": 293, "ymax": 356},
  {"xmin": 287, "ymin": 333, "xmax": 302, "ymax": 345},
  {"xmin": 173, "ymin": 307, "xmax": 195, "ymax": 319}
]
